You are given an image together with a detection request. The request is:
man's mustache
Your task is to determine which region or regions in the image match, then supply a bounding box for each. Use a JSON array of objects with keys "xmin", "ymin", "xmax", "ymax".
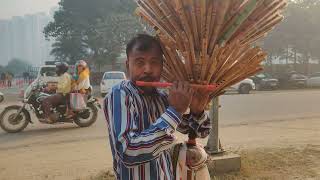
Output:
[{"xmin": 139, "ymin": 76, "xmax": 155, "ymax": 82}]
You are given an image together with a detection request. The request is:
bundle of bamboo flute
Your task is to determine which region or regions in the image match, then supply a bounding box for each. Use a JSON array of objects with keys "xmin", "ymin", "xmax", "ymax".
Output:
[{"xmin": 135, "ymin": 0, "xmax": 287, "ymax": 97}]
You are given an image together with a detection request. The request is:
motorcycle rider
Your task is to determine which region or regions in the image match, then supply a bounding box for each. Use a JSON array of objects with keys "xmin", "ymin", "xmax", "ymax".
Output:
[
  {"xmin": 72, "ymin": 60, "xmax": 91, "ymax": 94},
  {"xmin": 41, "ymin": 62, "xmax": 72, "ymax": 123}
]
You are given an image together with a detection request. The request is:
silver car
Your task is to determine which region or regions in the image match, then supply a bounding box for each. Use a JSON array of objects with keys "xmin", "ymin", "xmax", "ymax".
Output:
[{"xmin": 307, "ymin": 72, "xmax": 320, "ymax": 87}]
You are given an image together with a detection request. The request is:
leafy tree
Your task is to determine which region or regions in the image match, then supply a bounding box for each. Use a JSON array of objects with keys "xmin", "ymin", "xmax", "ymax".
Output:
[
  {"xmin": 44, "ymin": 0, "xmax": 143, "ymax": 68},
  {"xmin": 263, "ymin": 0, "xmax": 320, "ymax": 74}
]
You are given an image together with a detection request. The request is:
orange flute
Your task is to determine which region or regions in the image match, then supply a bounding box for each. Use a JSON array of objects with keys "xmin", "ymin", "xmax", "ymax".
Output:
[{"xmin": 136, "ymin": 81, "xmax": 218, "ymax": 91}]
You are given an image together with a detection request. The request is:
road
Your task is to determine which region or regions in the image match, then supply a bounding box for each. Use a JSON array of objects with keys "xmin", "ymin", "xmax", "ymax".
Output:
[
  {"xmin": 0, "ymin": 89, "xmax": 319, "ymax": 179},
  {"xmin": 220, "ymin": 89, "xmax": 320, "ymax": 126},
  {"xmin": 1, "ymin": 89, "xmax": 320, "ymax": 149}
]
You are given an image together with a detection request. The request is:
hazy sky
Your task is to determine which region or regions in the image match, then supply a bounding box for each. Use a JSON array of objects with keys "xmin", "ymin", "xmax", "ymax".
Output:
[{"xmin": 0, "ymin": 0, "xmax": 60, "ymax": 20}]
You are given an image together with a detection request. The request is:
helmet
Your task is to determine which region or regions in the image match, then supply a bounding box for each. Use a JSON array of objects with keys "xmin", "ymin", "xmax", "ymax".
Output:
[{"xmin": 55, "ymin": 62, "xmax": 69, "ymax": 75}]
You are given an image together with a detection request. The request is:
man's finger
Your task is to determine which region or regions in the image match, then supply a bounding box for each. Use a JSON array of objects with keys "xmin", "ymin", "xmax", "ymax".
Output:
[
  {"xmin": 184, "ymin": 81, "xmax": 191, "ymax": 91},
  {"xmin": 177, "ymin": 81, "xmax": 183, "ymax": 91},
  {"xmin": 172, "ymin": 81, "xmax": 178, "ymax": 90},
  {"xmin": 188, "ymin": 87, "xmax": 194, "ymax": 96}
]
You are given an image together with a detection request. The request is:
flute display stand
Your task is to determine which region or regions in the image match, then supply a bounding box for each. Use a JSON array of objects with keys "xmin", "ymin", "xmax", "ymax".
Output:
[
  {"xmin": 205, "ymin": 97, "xmax": 241, "ymax": 174},
  {"xmin": 205, "ymin": 97, "xmax": 224, "ymax": 154}
]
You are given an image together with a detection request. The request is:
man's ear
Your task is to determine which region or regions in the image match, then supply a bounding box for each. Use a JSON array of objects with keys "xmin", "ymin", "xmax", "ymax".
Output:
[
  {"xmin": 125, "ymin": 59, "xmax": 129, "ymax": 74},
  {"xmin": 126, "ymin": 59, "xmax": 129, "ymax": 72}
]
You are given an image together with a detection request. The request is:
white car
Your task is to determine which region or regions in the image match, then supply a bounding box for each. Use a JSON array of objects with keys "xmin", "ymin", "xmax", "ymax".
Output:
[
  {"xmin": 24, "ymin": 65, "xmax": 58, "ymax": 99},
  {"xmin": 100, "ymin": 71, "xmax": 126, "ymax": 97},
  {"xmin": 227, "ymin": 78, "xmax": 256, "ymax": 94},
  {"xmin": 307, "ymin": 72, "xmax": 320, "ymax": 87}
]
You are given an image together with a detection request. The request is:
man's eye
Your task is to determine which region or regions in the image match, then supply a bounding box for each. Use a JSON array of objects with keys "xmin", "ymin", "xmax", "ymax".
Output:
[{"xmin": 136, "ymin": 61, "xmax": 144, "ymax": 66}]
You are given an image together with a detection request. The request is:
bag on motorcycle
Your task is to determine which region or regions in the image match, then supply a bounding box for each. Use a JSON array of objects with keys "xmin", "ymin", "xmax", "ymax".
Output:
[{"xmin": 70, "ymin": 93, "xmax": 87, "ymax": 111}]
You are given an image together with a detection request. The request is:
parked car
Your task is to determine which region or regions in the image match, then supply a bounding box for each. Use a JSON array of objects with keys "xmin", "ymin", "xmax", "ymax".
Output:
[
  {"xmin": 288, "ymin": 72, "xmax": 307, "ymax": 88},
  {"xmin": 307, "ymin": 72, "xmax": 320, "ymax": 87},
  {"xmin": 226, "ymin": 78, "xmax": 256, "ymax": 94},
  {"xmin": 278, "ymin": 71, "xmax": 307, "ymax": 88},
  {"xmin": 100, "ymin": 71, "xmax": 126, "ymax": 97},
  {"xmin": 250, "ymin": 73, "xmax": 279, "ymax": 90}
]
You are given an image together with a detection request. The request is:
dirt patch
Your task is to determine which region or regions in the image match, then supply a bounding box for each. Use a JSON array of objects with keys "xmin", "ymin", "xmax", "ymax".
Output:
[
  {"xmin": 210, "ymin": 145, "xmax": 320, "ymax": 180},
  {"xmin": 87, "ymin": 145, "xmax": 320, "ymax": 180}
]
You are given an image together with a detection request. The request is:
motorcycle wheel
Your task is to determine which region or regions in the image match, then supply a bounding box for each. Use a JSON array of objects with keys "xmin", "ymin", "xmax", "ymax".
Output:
[
  {"xmin": 74, "ymin": 104, "xmax": 98, "ymax": 128},
  {"xmin": 0, "ymin": 106, "xmax": 30, "ymax": 133}
]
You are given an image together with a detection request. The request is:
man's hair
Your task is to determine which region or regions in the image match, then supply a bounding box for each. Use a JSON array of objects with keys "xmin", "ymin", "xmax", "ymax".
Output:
[{"xmin": 126, "ymin": 34, "xmax": 163, "ymax": 58}]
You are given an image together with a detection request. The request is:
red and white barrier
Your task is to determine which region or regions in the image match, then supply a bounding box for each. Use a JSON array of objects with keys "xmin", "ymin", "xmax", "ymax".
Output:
[{"xmin": 0, "ymin": 78, "xmax": 35, "ymax": 90}]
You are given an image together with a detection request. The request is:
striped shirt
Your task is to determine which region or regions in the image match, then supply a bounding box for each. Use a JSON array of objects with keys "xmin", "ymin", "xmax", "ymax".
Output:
[{"xmin": 104, "ymin": 81, "xmax": 211, "ymax": 180}]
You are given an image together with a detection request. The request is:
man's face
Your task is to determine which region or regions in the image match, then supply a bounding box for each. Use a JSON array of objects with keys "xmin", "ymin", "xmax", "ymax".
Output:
[{"xmin": 126, "ymin": 44, "xmax": 163, "ymax": 93}]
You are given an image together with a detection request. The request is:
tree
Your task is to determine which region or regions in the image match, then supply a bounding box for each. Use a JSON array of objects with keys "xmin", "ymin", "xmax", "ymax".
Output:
[
  {"xmin": 262, "ymin": 0, "xmax": 320, "ymax": 74},
  {"xmin": 50, "ymin": 35, "xmax": 88, "ymax": 63},
  {"xmin": 44, "ymin": 0, "xmax": 143, "ymax": 68}
]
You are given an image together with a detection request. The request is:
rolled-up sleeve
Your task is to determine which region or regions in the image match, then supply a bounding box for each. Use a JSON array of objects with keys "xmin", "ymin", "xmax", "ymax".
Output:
[{"xmin": 177, "ymin": 112, "xmax": 211, "ymax": 138}]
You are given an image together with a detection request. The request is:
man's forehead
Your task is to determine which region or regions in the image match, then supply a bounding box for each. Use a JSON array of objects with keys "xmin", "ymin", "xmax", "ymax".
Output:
[{"xmin": 130, "ymin": 45, "xmax": 162, "ymax": 58}]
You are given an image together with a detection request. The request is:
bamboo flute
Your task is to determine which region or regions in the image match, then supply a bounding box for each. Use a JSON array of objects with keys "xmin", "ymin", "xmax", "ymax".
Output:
[
  {"xmin": 208, "ymin": 0, "xmax": 218, "ymax": 54},
  {"xmin": 187, "ymin": 0, "xmax": 201, "ymax": 53},
  {"xmin": 157, "ymin": 0, "xmax": 187, "ymax": 52},
  {"xmin": 200, "ymin": 1, "xmax": 212, "ymax": 81},
  {"xmin": 135, "ymin": 0, "xmax": 287, "ymax": 97},
  {"xmin": 208, "ymin": 0, "xmax": 232, "ymax": 54},
  {"xmin": 242, "ymin": 14, "xmax": 284, "ymax": 44}
]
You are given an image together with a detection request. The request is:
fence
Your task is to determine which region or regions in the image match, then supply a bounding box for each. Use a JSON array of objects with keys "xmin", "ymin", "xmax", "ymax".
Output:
[{"xmin": 0, "ymin": 78, "xmax": 35, "ymax": 90}]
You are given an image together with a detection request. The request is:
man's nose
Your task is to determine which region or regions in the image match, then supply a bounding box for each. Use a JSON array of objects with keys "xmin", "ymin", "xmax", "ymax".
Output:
[{"xmin": 144, "ymin": 64, "xmax": 152, "ymax": 74}]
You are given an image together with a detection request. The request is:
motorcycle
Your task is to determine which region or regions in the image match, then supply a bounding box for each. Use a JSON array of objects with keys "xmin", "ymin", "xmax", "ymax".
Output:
[{"xmin": 0, "ymin": 82, "xmax": 101, "ymax": 133}]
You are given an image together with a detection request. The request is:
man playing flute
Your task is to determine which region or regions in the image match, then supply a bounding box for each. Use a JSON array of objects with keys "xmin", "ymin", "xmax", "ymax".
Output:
[{"xmin": 104, "ymin": 34, "xmax": 212, "ymax": 180}]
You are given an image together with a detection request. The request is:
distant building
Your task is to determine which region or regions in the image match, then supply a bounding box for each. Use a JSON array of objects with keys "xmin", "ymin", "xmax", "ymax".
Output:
[
  {"xmin": 0, "ymin": 12, "xmax": 56, "ymax": 66},
  {"xmin": 0, "ymin": 20, "xmax": 11, "ymax": 63}
]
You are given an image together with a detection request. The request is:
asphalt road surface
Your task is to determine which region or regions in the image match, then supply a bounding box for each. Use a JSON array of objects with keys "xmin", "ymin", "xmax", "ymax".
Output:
[{"xmin": 1, "ymin": 89, "xmax": 319, "ymax": 147}]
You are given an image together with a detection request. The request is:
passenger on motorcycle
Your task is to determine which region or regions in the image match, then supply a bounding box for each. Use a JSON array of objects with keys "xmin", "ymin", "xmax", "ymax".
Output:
[
  {"xmin": 41, "ymin": 62, "xmax": 72, "ymax": 123},
  {"xmin": 72, "ymin": 60, "xmax": 91, "ymax": 95}
]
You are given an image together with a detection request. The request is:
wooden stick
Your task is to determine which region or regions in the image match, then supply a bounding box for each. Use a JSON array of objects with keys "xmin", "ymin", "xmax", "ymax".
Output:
[
  {"xmin": 218, "ymin": 0, "xmax": 259, "ymax": 44},
  {"xmin": 208, "ymin": 0, "xmax": 232, "ymax": 54}
]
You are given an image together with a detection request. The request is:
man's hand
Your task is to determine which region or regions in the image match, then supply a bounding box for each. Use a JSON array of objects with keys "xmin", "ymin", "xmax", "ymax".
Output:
[
  {"xmin": 168, "ymin": 81, "xmax": 194, "ymax": 115},
  {"xmin": 189, "ymin": 88, "xmax": 212, "ymax": 117}
]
